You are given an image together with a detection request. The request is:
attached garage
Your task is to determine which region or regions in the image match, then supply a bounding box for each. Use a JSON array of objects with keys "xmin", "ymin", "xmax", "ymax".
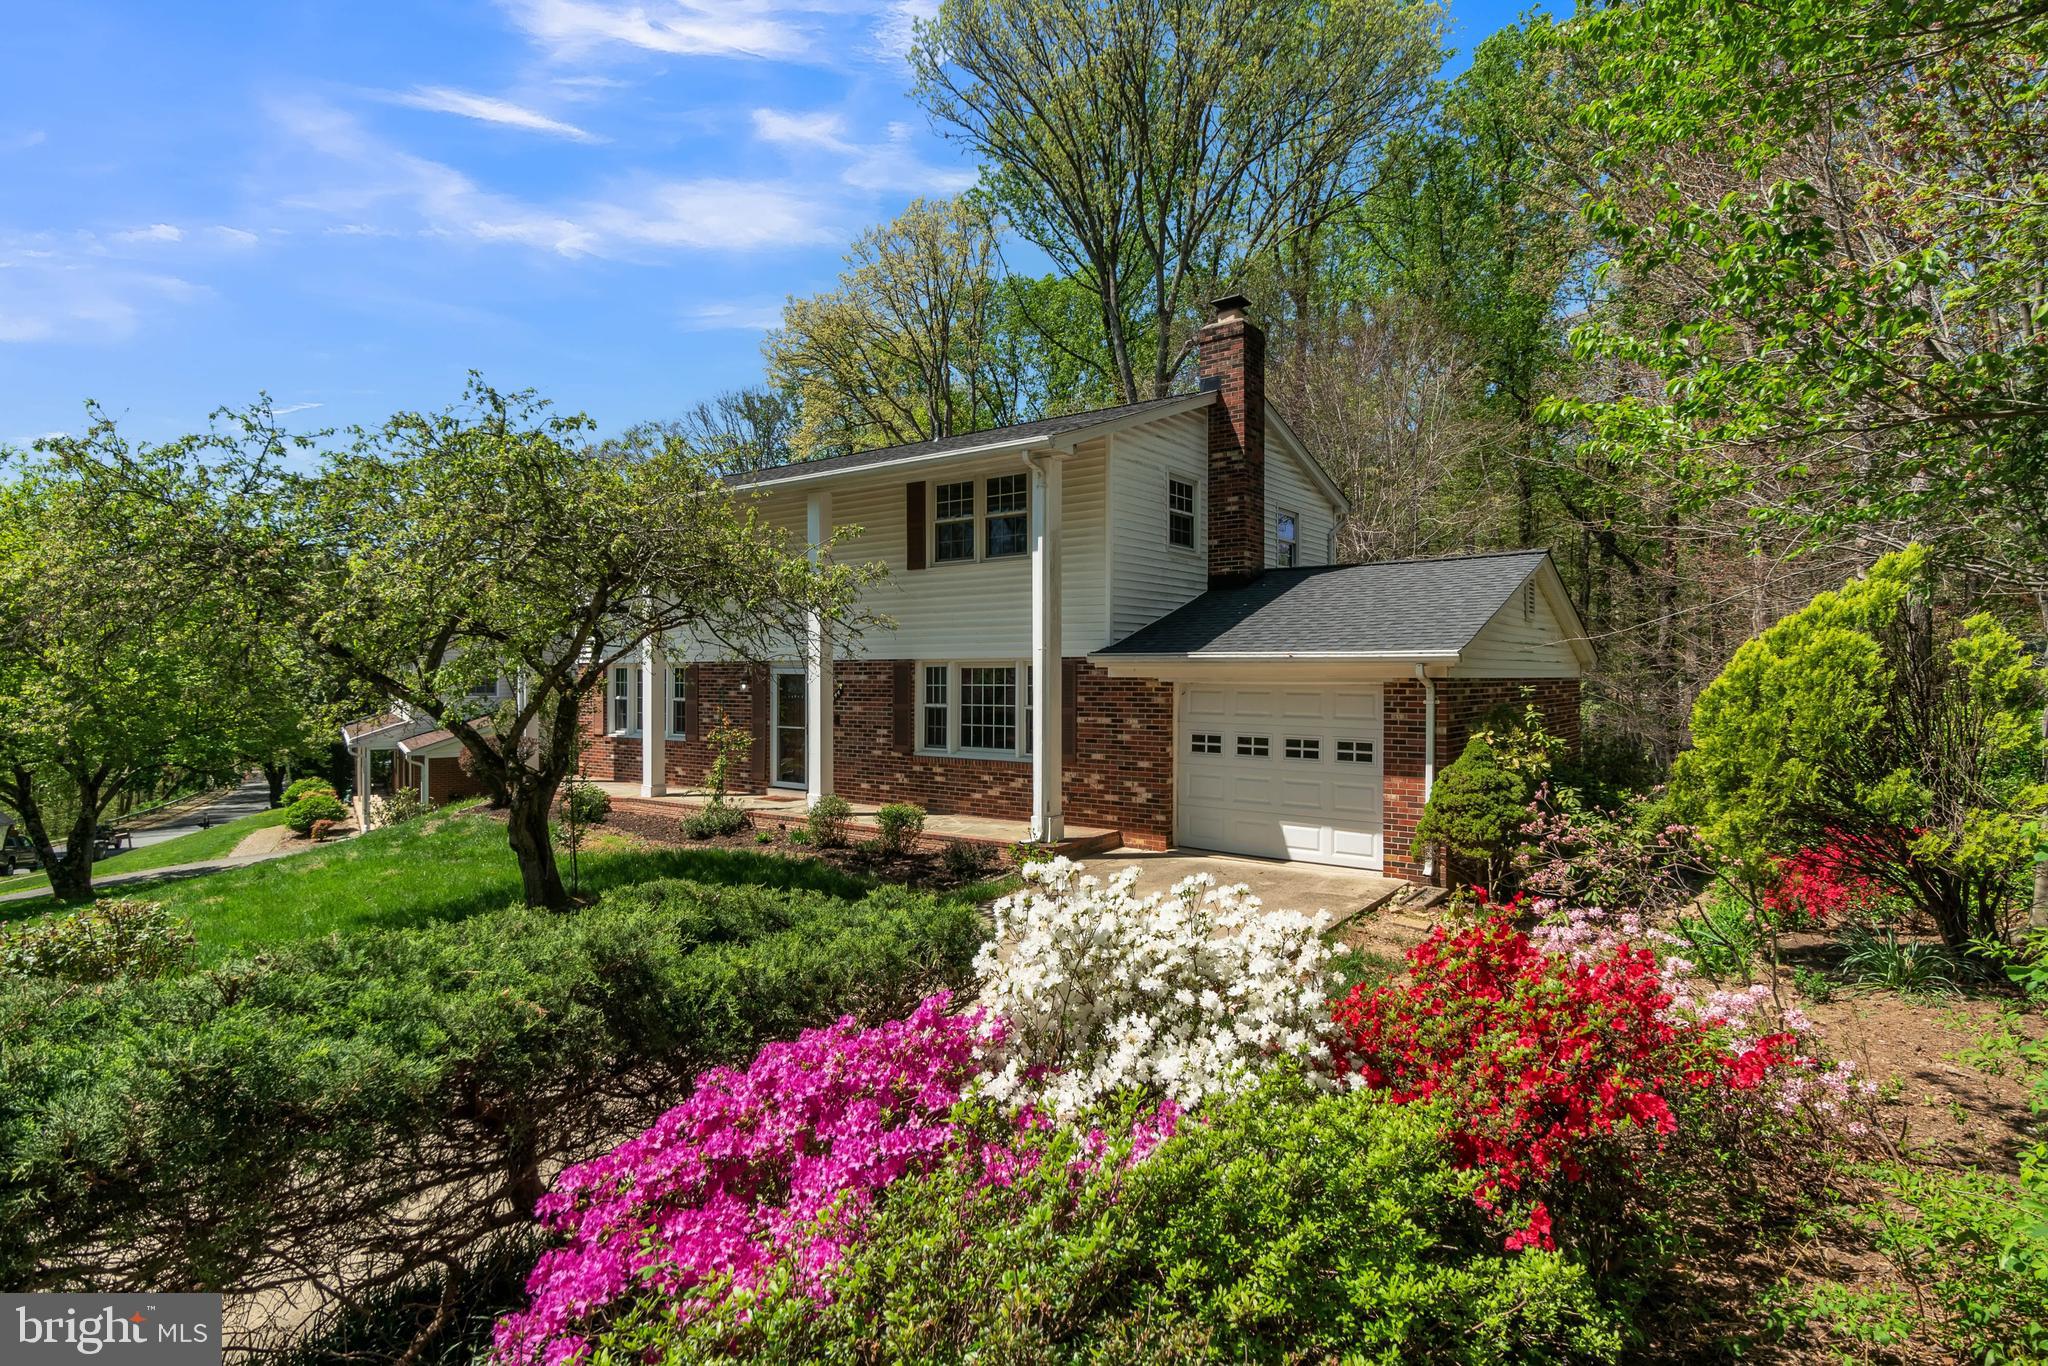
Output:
[{"xmin": 1176, "ymin": 683, "xmax": 1384, "ymax": 869}]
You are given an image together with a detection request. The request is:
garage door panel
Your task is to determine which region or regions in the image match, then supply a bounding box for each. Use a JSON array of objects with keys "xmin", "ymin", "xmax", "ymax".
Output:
[{"xmin": 1176, "ymin": 682, "xmax": 1384, "ymax": 871}]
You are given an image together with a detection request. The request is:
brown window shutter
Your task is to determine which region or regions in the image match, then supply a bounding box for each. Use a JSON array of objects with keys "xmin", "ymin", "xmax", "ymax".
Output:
[
  {"xmin": 1061, "ymin": 659, "xmax": 1080, "ymax": 760},
  {"xmin": 905, "ymin": 481, "xmax": 927, "ymax": 571},
  {"xmin": 749, "ymin": 664, "xmax": 770, "ymax": 788},
  {"xmin": 892, "ymin": 661, "xmax": 915, "ymax": 751},
  {"xmin": 684, "ymin": 664, "xmax": 701, "ymax": 739}
]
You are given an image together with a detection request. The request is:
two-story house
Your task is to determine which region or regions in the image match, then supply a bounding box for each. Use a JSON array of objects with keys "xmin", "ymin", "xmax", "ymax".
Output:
[{"xmin": 574, "ymin": 295, "xmax": 1592, "ymax": 884}]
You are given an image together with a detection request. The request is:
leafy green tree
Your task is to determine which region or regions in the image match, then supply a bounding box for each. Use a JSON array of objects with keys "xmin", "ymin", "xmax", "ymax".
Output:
[
  {"xmin": 0, "ymin": 462, "xmax": 245, "ymax": 899},
  {"xmin": 911, "ymin": 0, "xmax": 1444, "ymax": 403},
  {"xmin": 1673, "ymin": 549, "xmax": 2046, "ymax": 956},
  {"xmin": 665, "ymin": 387, "xmax": 797, "ymax": 476},
  {"xmin": 54, "ymin": 384, "xmax": 877, "ymax": 910},
  {"xmin": 1412, "ymin": 736, "xmax": 1532, "ymax": 897},
  {"xmin": 767, "ymin": 197, "xmax": 1025, "ymax": 458}
]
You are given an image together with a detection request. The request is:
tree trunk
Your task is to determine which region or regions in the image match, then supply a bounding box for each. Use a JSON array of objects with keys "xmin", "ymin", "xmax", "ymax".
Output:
[
  {"xmin": 262, "ymin": 763, "xmax": 287, "ymax": 808},
  {"xmin": 505, "ymin": 783, "xmax": 569, "ymax": 911},
  {"xmin": 31, "ymin": 777, "xmax": 105, "ymax": 902}
]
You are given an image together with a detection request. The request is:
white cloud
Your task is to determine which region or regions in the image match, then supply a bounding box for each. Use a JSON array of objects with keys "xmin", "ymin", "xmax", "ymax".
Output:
[
  {"xmin": 0, "ymin": 235, "xmax": 207, "ymax": 343},
  {"xmin": 389, "ymin": 86, "xmax": 601, "ymax": 142},
  {"xmin": 873, "ymin": 0, "xmax": 937, "ymax": 59},
  {"xmin": 115, "ymin": 223, "xmax": 184, "ymax": 243},
  {"xmin": 273, "ymin": 100, "xmax": 836, "ymax": 256},
  {"xmin": 212, "ymin": 226, "xmax": 261, "ymax": 247},
  {"xmin": 3, "ymin": 129, "xmax": 46, "ymax": 151},
  {"xmin": 680, "ymin": 299, "xmax": 783, "ymax": 330},
  {"xmin": 499, "ymin": 0, "xmax": 814, "ymax": 61},
  {"xmin": 270, "ymin": 401, "xmax": 323, "ymax": 415},
  {"xmin": 752, "ymin": 107, "xmax": 974, "ymax": 196}
]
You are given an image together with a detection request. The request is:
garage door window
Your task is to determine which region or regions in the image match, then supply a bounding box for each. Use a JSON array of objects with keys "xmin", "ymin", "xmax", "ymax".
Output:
[
  {"xmin": 1190, "ymin": 732, "xmax": 1222, "ymax": 754},
  {"xmin": 1284, "ymin": 737, "xmax": 1320, "ymax": 761},
  {"xmin": 1235, "ymin": 735, "xmax": 1270, "ymax": 757},
  {"xmin": 1336, "ymin": 739, "xmax": 1374, "ymax": 763}
]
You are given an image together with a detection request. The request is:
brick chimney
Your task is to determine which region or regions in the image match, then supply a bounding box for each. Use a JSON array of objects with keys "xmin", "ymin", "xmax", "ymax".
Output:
[{"xmin": 1196, "ymin": 292, "xmax": 1265, "ymax": 588}]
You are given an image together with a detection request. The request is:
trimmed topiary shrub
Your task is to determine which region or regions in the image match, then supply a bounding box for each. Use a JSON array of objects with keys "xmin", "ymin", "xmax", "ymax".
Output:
[
  {"xmin": 562, "ymin": 782, "xmax": 610, "ymax": 825},
  {"xmin": 874, "ymin": 802, "xmax": 926, "ymax": 855},
  {"xmin": 281, "ymin": 776, "xmax": 338, "ymax": 806},
  {"xmin": 1412, "ymin": 736, "xmax": 1531, "ymax": 896},
  {"xmin": 805, "ymin": 794, "xmax": 853, "ymax": 848},
  {"xmin": 681, "ymin": 801, "xmax": 749, "ymax": 840},
  {"xmin": 285, "ymin": 791, "xmax": 350, "ymax": 836}
]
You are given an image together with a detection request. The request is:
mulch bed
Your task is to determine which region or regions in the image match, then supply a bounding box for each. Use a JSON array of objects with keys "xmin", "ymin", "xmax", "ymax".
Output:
[{"xmin": 598, "ymin": 802, "xmax": 1010, "ymax": 894}]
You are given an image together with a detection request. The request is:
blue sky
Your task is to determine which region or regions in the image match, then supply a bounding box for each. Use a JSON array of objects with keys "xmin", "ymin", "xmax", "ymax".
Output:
[{"xmin": 0, "ymin": 0, "xmax": 1527, "ymax": 448}]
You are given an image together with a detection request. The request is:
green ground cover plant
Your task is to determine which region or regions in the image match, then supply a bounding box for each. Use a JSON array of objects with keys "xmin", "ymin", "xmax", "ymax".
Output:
[{"xmin": 0, "ymin": 873, "xmax": 982, "ymax": 1307}]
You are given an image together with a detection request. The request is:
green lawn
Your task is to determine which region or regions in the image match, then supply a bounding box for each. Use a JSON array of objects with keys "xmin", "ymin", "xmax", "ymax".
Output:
[
  {"xmin": 2, "ymin": 805, "xmax": 1005, "ymax": 965},
  {"xmin": 0, "ymin": 805, "xmax": 290, "ymax": 906}
]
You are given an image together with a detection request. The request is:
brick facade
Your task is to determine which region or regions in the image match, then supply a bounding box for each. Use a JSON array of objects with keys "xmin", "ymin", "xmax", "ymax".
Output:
[
  {"xmin": 418, "ymin": 754, "xmax": 490, "ymax": 806},
  {"xmin": 1380, "ymin": 676, "xmax": 1584, "ymax": 883},
  {"xmin": 1197, "ymin": 296, "xmax": 1265, "ymax": 589},
  {"xmin": 577, "ymin": 658, "xmax": 1179, "ymax": 850}
]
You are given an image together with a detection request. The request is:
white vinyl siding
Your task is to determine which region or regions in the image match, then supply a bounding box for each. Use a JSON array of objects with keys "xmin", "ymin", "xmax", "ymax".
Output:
[
  {"xmin": 1109, "ymin": 410, "xmax": 1211, "ymax": 639},
  {"xmin": 1265, "ymin": 441, "xmax": 1334, "ymax": 568},
  {"xmin": 1458, "ymin": 571, "xmax": 1586, "ymax": 678}
]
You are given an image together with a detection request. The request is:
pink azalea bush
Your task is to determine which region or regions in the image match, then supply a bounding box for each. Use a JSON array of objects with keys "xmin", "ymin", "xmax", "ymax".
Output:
[{"xmin": 492, "ymin": 993, "xmax": 1000, "ymax": 1366}]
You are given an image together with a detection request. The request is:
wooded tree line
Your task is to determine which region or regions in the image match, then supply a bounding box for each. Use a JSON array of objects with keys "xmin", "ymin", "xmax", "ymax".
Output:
[{"xmin": 736, "ymin": 0, "xmax": 2048, "ymax": 781}]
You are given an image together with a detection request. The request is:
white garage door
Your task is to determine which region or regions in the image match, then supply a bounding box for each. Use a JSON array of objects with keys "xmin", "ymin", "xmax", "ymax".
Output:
[{"xmin": 1176, "ymin": 683, "xmax": 1384, "ymax": 869}]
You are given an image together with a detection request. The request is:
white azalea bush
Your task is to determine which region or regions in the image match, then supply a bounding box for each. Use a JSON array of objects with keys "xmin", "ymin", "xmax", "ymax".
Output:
[{"xmin": 974, "ymin": 857, "xmax": 1336, "ymax": 1122}]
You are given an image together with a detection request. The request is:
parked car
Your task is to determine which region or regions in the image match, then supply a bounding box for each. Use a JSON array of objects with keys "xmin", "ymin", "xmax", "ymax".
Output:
[{"xmin": 1, "ymin": 829, "xmax": 45, "ymax": 875}]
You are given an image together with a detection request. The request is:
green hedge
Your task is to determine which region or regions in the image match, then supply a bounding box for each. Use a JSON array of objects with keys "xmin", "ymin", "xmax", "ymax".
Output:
[
  {"xmin": 0, "ymin": 878, "xmax": 981, "ymax": 1295},
  {"xmin": 626, "ymin": 1074, "xmax": 1624, "ymax": 1365}
]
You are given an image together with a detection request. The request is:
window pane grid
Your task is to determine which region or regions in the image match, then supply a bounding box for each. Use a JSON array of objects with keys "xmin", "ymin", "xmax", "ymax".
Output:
[
  {"xmin": 1190, "ymin": 732, "xmax": 1222, "ymax": 754},
  {"xmin": 670, "ymin": 670, "xmax": 689, "ymax": 736},
  {"xmin": 1168, "ymin": 478, "xmax": 1195, "ymax": 549},
  {"xmin": 959, "ymin": 666, "xmax": 1017, "ymax": 751},
  {"xmin": 935, "ymin": 481, "xmax": 975, "ymax": 562},
  {"xmin": 1284, "ymin": 737, "xmax": 1320, "ymax": 761},
  {"xmin": 985, "ymin": 473, "xmax": 1027, "ymax": 558},
  {"xmin": 1336, "ymin": 739, "xmax": 1374, "ymax": 763},
  {"xmin": 922, "ymin": 665, "xmax": 949, "ymax": 750},
  {"xmin": 611, "ymin": 667, "xmax": 632, "ymax": 732},
  {"xmin": 1276, "ymin": 513, "xmax": 1298, "ymax": 567},
  {"xmin": 1235, "ymin": 735, "xmax": 1269, "ymax": 758}
]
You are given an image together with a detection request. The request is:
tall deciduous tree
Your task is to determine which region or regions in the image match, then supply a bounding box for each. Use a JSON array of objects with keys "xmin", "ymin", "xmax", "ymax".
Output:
[
  {"xmin": 59, "ymin": 383, "xmax": 876, "ymax": 910},
  {"xmin": 768, "ymin": 197, "xmax": 1023, "ymax": 458},
  {"xmin": 911, "ymin": 0, "xmax": 1444, "ymax": 403},
  {"xmin": 1552, "ymin": 0, "xmax": 2048, "ymax": 921},
  {"xmin": 0, "ymin": 455, "xmax": 244, "ymax": 899}
]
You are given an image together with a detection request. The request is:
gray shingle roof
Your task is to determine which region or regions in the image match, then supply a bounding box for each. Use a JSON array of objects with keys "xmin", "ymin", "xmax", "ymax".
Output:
[
  {"xmin": 1095, "ymin": 550, "xmax": 1554, "ymax": 658},
  {"xmin": 729, "ymin": 394, "xmax": 1205, "ymax": 488}
]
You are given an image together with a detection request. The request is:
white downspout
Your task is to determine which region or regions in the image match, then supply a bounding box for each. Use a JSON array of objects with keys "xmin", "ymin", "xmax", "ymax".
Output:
[{"xmin": 1416, "ymin": 663, "xmax": 1437, "ymax": 881}]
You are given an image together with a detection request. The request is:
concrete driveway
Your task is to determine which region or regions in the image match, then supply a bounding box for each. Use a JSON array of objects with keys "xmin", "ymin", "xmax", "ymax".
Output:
[{"xmin": 1082, "ymin": 847, "xmax": 1407, "ymax": 924}]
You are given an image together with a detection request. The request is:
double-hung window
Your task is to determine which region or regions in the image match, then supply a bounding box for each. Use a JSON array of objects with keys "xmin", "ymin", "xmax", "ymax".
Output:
[
  {"xmin": 934, "ymin": 481, "xmax": 976, "ymax": 562},
  {"xmin": 609, "ymin": 665, "xmax": 639, "ymax": 735},
  {"xmin": 1275, "ymin": 511, "xmax": 1299, "ymax": 567},
  {"xmin": 959, "ymin": 666, "xmax": 1018, "ymax": 751},
  {"xmin": 1168, "ymin": 477, "xmax": 1197, "ymax": 549},
  {"xmin": 922, "ymin": 665, "xmax": 950, "ymax": 750},
  {"xmin": 668, "ymin": 667, "xmax": 690, "ymax": 739},
  {"xmin": 985, "ymin": 474, "xmax": 1028, "ymax": 558}
]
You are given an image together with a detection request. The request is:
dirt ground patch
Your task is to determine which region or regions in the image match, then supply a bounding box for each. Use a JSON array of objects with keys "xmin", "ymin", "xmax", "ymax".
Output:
[{"xmin": 595, "ymin": 802, "xmax": 1011, "ymax": 894}]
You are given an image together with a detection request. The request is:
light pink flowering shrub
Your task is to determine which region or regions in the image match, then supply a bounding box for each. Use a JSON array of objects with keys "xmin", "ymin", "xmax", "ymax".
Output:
[{"xmin": 492, "ymin": 993, "xmax": 1000, "ymax": 1366}]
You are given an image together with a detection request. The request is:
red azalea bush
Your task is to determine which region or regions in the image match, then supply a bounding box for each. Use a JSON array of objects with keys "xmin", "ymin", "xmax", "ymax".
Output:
[
  {"xmin": 1762, "ymin": 837, "xmax": 1887, "ymax": 924},
  {"xmin": 1329, "ymin": 917, "xmax": 1794, "ymax": 1250}
]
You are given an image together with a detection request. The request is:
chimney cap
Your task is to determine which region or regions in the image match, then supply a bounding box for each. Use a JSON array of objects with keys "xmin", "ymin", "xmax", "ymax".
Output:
[{"xmin": 1209, "ymin": 292, "xmax": 1251, "ymax": 322}]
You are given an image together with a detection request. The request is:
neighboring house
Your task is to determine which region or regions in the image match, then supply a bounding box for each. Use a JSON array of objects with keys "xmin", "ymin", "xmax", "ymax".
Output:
[
  {"xmin": 341, "ymin": 695, "xmax": 501, "ymax": 827},
  {"xmin": 577, "ymin": 295, "xmax": 1592, "ymax": 884}
]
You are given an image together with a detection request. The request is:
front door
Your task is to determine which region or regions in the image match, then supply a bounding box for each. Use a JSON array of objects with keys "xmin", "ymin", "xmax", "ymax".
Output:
[{"xmin": 772, "ymin": 669, "xmax": 806, "ymax": 787}]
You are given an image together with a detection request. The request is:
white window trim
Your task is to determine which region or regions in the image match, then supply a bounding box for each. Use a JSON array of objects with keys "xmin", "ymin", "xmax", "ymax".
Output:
[
  {"xmin": 931, "ymin": 478, "xmax": 977, "ymax": 566},
  {"xmin": 1166, "ymin": 470, "xmax": 1201, "ymax": 553},
  {"xmin": 983, "ymin": 472, "xmax": 1029, "ymax": 561},
  {"xmin": 666, "ymin": 664, "xmax": 690, "ymax": 741},
  {"xmin": 608, "ymin": 663, "xmax": 642, "ymax": 737},
  {"xmin": 913, "ymin": 659, "xmax": 1032, "ymax": 760},
  {"xmin": 1275, "ymin": 509, "xmax": 1300, "ymax": 568}
]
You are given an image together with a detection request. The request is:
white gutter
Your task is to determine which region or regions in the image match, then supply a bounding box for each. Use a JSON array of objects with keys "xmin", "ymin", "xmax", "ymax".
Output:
[
  {"xmin": 1087, "ymin": 649, "xmax": 1463, "ymax": 664},
  {"xmin": 736, "ymin": 434, "xmax": 1055, "ymax": 491},
  {"xmin": 1417, "ymin": 663, "xmax": 1437, "ymax": 881}
]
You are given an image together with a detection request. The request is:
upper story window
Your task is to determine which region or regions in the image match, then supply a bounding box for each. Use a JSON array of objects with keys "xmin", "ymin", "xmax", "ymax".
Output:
[
  {"xmin": 985, "ymin": 474, "xmax": 1028, "ymax": 558},
  {"xmin": 934, "ymin": 481, "xmax": 975, "ymax": 562},
  {"xmin": 1276, "ymin": 512, "xmax": 1299, "ymax": 567},
  {"xmin": 608, "ymin": 664, "xmax": 639, "ymax": 735},
  {"xmin": 1168, "ymin": 477, "xmax": 1196, "ymax": 549}
]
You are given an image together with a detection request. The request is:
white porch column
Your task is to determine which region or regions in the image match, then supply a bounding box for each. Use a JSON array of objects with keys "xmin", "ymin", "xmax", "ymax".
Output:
[
  {"xmin": 640, "ymin": 636, "xmax": 668, "ymax": 797},
  {"xmin": 354, "ymin": 743, "xmax": 372, "ymax": 828},
  {"xmin": 805, "ymin": 491, "xmax": 835, "ymax": 807},
  {"xmin": 1028, "ymin": 453, "xmax": 1064, "ymax": 842}
]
